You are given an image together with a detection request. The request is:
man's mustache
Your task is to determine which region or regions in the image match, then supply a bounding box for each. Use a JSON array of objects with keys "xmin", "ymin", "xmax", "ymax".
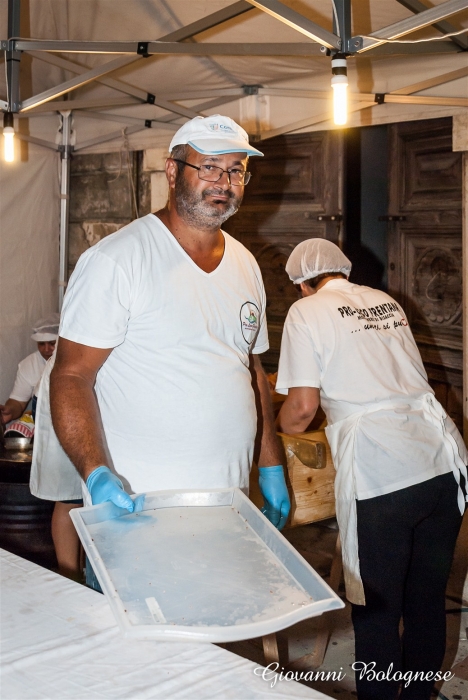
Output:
[{"xmin": 202, "ymin": 187, "xmax": 237, "ymax": 201}]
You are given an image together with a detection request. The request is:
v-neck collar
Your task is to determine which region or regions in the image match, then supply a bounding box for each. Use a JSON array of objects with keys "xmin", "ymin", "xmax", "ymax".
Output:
[{"xmin": 150, "ymin": 213, "xmax": 227, "ymax": 278}]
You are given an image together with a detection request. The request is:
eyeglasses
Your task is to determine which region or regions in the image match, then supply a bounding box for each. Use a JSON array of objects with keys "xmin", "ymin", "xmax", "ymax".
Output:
[{"xmin": 172, "ymin": 159, "xmax": 251, "ymax": 186}]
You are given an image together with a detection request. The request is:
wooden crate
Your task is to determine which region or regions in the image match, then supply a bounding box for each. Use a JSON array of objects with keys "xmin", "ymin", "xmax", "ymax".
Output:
[{"xmin": 249, "ymin": 430, "xmax": 336, "ymax": 528}]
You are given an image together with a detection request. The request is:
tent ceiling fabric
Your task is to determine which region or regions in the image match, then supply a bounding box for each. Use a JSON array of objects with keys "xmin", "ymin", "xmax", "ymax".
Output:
[{"xmin": 0, "ymin": 0, "xmax": 467, "ymax": 152}]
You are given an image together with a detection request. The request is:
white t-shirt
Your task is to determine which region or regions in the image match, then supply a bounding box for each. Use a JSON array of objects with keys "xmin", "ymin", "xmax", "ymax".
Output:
[
  {"xmin": 60, "ymin": 214, "xmax": 269, "ymax": 494},
  {"xmin": 276, "ymin": 279, "xmax": 454, "ymax": 499},
  {"xmin": 10, "ymin": 351, "xmax": 46, "ymax": 403}
]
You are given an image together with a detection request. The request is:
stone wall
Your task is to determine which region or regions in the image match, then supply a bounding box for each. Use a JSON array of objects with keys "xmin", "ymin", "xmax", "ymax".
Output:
[
  {"xmin": 68, "ymin": 148, "xmax": 168, "ymax": 276},
  {"xmin": 68, "ymin": 148, "xmax": 167, "ymax": 275},
  {"xmin": 68, "ymin": 152, "xmax": 136, "ymax": 277}
]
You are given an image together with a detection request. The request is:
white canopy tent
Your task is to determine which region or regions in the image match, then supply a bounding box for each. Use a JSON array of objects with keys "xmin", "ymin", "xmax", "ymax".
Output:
[{"xmin": 1, "ymin": 0, "xmax": 467, "ymax": 405}]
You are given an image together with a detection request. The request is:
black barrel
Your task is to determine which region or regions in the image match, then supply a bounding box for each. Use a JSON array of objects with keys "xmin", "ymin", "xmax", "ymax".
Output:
[{"xmin": 0, "ymin": 449, "xmax": 57, "ymax": 569}]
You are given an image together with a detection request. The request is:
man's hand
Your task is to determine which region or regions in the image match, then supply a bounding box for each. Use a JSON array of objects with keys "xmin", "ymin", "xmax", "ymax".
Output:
[
  {"xmin": 258, "ymin": 465, "xmax": 290, "ymax": 530},
  {"xmin": 86, "ymin": 466, "xmax": 135, "ymax": 512},
  {"xmin": 0, "ymin": 404, "xmax": 13, "ymax": 425},
  {"xmin": 0, "ymin": 399, "xmax": 27, "ymax": 426}
]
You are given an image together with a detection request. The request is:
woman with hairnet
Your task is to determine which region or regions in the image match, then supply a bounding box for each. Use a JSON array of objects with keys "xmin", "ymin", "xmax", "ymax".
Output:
[
  {"xmin": 276, "ymin": 239, "xmax": 467, "ymax": 700},
  {"xmin": 0, "ymin": 313, "xmax": 82, "ymax": 581},
  {"xmin": 0, "ymin": 313, "xmax": 60, "ymax": 433}
]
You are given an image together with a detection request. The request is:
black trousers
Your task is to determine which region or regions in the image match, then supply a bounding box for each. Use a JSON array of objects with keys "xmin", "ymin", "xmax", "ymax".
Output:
[{"xmin": 351, "ymin": 472, "xmax": 463, "ymax": 700}]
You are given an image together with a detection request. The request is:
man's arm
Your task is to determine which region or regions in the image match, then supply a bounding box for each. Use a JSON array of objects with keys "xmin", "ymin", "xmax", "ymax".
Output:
[
  {"xmin": 50, "ymin": 338, "xmax": 113, "ymax": 481},
  {"xmin": 0, "ymin": 398, "xmax": 28, "ymax": 425},
  {"xmin": 50, "ymin": 338, "xmax": 135, "ymax": 512},
  {"xmin": 250, "ymin": 354, "xmax": 290, "ymax": 529},
  {"xmin": 276, "ymin": 387, "xmax": 320, "ymax": 435},
  {"xmin": 249, "ymin": 353, "xmax": 284, "ymax": 467}
]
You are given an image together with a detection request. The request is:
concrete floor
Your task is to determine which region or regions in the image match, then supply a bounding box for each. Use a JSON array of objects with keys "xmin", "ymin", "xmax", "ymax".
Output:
[{"xmin": 221, "ymin": 512, "xmax": 468, "ymax": 700}]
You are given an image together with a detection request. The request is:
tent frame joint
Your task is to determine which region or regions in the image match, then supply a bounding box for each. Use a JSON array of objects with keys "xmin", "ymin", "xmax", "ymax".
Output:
[
  {"xmin": 137, "ymin": 42, "xmax": 150, "ymax": 58},
  {"xmin": 242, "ymin": 85, "xmax": 263, "ymax": 95}
]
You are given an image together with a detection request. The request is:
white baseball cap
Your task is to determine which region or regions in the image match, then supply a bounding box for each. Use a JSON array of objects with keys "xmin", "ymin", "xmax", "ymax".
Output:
[{"xmin": 169, "ymin": 115, "xmax": 264, "ymax": 157}]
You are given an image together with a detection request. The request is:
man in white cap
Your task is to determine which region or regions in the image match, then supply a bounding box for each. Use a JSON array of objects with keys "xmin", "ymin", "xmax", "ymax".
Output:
[
  {"xmin": 1, "ymin": 313, "xmax": 59, "ymax": 428},
  {"xmin": 41, "ymin": 115, "xmax": 289, "ymax": 585},
  {"xmin": 275, "ymin": 238, "xmax": 467, "ymax": 700}
]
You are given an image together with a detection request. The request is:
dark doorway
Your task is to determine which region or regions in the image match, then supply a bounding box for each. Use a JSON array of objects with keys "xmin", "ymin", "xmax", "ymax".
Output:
[{"xmin": 345, "ymin": 125, "xmax": 389, "ymax": 291}]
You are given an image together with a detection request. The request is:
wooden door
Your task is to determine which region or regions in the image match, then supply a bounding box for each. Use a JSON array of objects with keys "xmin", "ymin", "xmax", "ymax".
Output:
[
  {"xmin": 226, "ymin": 131, "xmax": 344, "ymax": 371},
  {"xmin": 388, "ymin": 118, "xmax": 463, "ymax": 430}
]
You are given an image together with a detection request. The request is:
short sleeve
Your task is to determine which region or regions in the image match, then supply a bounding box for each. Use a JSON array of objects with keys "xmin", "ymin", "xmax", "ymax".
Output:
[
  {"xmin": 275, "ymin": 312, "xmax": 322, "ymax": 395},
  {"xmin": 10, "ymin": 365, "xmax": 34, "ymax": 402},
  {"xmin": 250, "ymin": 276, "xmax": 269, "ymax": 354},
  {"xmin": 60, "ymin": 249, "xmax": 131, "ymax": 349}
]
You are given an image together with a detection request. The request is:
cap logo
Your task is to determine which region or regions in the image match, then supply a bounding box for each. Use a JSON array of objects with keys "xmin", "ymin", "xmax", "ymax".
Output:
[{"xmin": 208, "ymin": 123, "xmax": 235, "ymax": 133}]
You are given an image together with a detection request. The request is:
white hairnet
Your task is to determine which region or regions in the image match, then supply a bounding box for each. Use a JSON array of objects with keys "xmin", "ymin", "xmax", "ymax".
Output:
[
  {"xmin": 285, "ymin": 238, "xmax": 352, "ymax": 283},
  {"xmin": 31, "ymin": 312, "xmax": 60, "ymax": 342}
]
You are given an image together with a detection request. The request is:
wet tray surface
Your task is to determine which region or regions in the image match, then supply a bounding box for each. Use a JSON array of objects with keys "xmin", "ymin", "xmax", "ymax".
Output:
[{"xmin": 71, "ymin": 489, "xmax": 343, "ymax": 642}]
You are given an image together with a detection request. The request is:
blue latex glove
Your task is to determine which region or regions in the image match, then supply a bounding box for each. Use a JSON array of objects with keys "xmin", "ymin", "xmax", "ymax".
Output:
[
  {"xmin": 86, "ymin": 466, "xmax": 135, "ymax": 512},
  {"xmin": 258, "ymin": 465, "xmax": 290, "ymax": 530}
]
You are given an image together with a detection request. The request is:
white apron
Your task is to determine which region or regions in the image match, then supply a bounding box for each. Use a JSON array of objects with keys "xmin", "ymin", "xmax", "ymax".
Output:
[
  {"xmin": 325, "ymin": 392, "xmax": 468, "ymax": 606},
  {"xmin": 29, "ymin": 353, "xmax": 83, "ymax": 501}
]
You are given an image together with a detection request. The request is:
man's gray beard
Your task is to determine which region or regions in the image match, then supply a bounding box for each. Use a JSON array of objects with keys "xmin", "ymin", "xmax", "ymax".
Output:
[{"xmin": 175, "ymin": 174, "xmax": 242, "ymax": 230}]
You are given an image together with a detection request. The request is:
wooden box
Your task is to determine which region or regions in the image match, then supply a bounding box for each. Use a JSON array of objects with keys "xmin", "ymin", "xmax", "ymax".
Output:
[{"xmin": 249, "ymin": 430, "xmax": 336, "ymax": 528}]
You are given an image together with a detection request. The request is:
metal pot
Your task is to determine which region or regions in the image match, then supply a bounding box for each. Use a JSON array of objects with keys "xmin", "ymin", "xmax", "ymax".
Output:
[{"xmin": 3, "ymin": 437, "xmax": 32, "ymax": 451}]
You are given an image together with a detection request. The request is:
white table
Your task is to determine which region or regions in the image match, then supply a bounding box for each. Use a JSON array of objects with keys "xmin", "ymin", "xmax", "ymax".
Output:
[{"xmin": 1, "ymin": 550, "xmax": 332, "ymax": 699}]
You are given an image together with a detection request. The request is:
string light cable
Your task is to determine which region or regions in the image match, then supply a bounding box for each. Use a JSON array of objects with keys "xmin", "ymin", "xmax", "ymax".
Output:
[
  {"xmin": 361, "ymin": 27, "xmax": 468, "ymax": 43},
  {"xmin": 330, "ymin": 0, "xmax": 340, "ymax": 37}
]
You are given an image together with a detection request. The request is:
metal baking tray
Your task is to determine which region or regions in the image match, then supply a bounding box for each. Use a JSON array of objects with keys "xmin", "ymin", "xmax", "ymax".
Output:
[{"xmin": 71, "ymin": 488, "xmax": 344, "ymax": 643}]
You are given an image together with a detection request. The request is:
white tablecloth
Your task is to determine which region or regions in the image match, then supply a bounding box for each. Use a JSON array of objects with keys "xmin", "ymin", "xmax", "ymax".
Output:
[{"xmin": 0, "ymin": 550, "xmax": 331, "ymax": 699}]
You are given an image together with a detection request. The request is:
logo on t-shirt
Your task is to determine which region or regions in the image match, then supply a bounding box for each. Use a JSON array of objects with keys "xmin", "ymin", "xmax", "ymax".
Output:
[{"xmin": 240, "ymin": 301, "xmax": 260, "ymax": 344}]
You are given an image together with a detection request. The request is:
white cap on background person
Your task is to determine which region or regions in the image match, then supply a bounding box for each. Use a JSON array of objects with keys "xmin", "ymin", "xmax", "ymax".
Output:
[
  {"xmin": 286, "ymin": 239, "xmax": 352, "ymax": 284},
  {"xmin": 31, "ymin": 312, "xmax": 60, "ymax": 342},
  {"xmin": 169, "ymin": 114, "xmax": 264, "ymax": 157}
]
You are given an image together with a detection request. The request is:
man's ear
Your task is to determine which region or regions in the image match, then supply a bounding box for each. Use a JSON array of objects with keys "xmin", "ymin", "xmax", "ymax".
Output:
[{"xmin": 165, "ymin": 158, "xmax": 178, "ymax": 189}]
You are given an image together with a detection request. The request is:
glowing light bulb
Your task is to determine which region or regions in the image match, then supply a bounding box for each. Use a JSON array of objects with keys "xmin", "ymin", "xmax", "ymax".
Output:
[
  {"xmin": 331, "ymin": 55, "xmax": 348, "ymax": 126},
  {"xmin": 3, "ymin": 127, "xmax": 15, "ymax": 162},
  {"xmin": 332, "ymin": 77, "xmax": 348, "ymax": 126},
  {"xmin": 3, "ymin": 112, "xmax": 15, "ymax": 163}
]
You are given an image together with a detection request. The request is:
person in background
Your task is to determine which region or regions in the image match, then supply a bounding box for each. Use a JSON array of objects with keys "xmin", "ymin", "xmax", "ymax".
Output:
[
  {"xmin": 276, "ymin": 238, "xmax": 467, "ymax": 700},
  {"xmin": 1, "ymin": 313, "xmax": 59, "ymax": 430},
  {"xmin": 32, "ymin": 115, "xmax": 290, "ymax": 590},
  {"xmin": 1, "ymin": 313, "xmax": 82, "ymax": 581}
]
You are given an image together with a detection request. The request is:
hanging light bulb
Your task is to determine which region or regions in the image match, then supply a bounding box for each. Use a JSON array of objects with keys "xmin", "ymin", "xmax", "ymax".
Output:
[
  {"xmin": 3, "ymin": 112, "xmax": 15, "ymax": 162},
  {"xmin": 331, "ymin": 54, "xmax": 348, "ymax": 126}
]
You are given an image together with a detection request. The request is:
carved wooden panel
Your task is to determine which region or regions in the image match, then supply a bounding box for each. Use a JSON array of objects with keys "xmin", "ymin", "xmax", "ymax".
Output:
[
  {"xmin": 395, "ymin": 120, "xmax": 462, "ymax": 212},
  {"xmin": 226, "ymin": 131, "xmax": 344, "ymax": 370},
  {"xmin": 405, "ymin": 233, "xmax": 463, "ymax": 336},
  {"xmin": 388, "ymin": 118, "xmax": 463, "ymax": 429},
  {"xmin": 244, "ymin": 138, "xmax": 323, "ymax": 203}
]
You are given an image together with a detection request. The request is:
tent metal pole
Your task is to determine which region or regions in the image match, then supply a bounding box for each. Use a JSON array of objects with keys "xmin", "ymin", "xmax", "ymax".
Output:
[
  {"xmin": 395, "ymin": 0, "xmax": 468, "ymax": 50},
  {"xmin": 357, "ymin": 0, "xmax": 468, "ymax": 52},
  {"xmin": 6, "ymin": 0, "xmax": 21, "ymax": 112},
  {"xmin": 245, "ymin": 0, "xmax": 340, "ymax": 49},
  {"xmin": 16, "ymin": 40, "xmax": 326, "ymax": 56},
  {"xmin": 58, "ymin": 111, "xmax": 72, "ymax": 310},
  {"xmin": 25, "ymin": 96, "xmax": 140, "ymax": 113},
  {"xmin": 20, "ymin": 55, "xmax": 141, "ymax": 111},
  {"xmin": 332, "ymin": 0, "xmax": 353, "ymax": 52},
  {"xmin": 73, "ymin": 124, "xmax": 147, "ymax": 152}
]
